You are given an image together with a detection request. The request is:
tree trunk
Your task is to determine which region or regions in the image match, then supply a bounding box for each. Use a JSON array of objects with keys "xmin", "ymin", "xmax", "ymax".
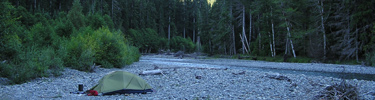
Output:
[
  {"xmin": 242, "ymin": 6, "xmax": 250, "ymax": 54},
  {"xmin": 230, "ymin": 3, "xmax": 236, "ymax": 55},
  {"xmin": 258, "ymin": 14, "xmax": 261, "ymax": 52},
  {"xmin": 197, "ymin": 11, "xmax": 201, "ymax": 53},
  {"xmin": 241, "ymin": 6, "xmax": 246, "ymax": 54},
  {"xmin": 271, "ymin": 6, "xmax": 276, "ymax": 57},
  {"xmin": 356, "ymin": 28, "xmax": 359, "ymax": 62},
  {"xmin": 112, "ymin": 0, "xmax": 114, "ymax": 19},
  {"xmin": 101, "ymin": 0, "xmax": 103, "ymax": 14},
  {"xmin": 59, "ymin": 1, "xmax": 61, "ymax": 11},
  {"xmin": 285, "ymin": 34, "xmax": 289, "ymax": 55},
  {"xmin": 240, "ymin": 34, "xmax": 248, "ymax": 53},
  {"xmin": 183, "ymin": 27, "xmax": 186, "ymax": 38},
  {"xmin": 320, "ymin": 0, "xmax": 326, "ymax": 60},
  {"xmin": 273, "ymin": 29, "xmax": 276, "ymax": 56},
  {"xmin": 224, "ymin": 44, "xmax": 227, "ymax": 55},
  {"xmin": 286, "ymin": 22, "xmax": 296, "ymax": 58},
  {"xmin": 50, "ymin": 0, "xmax": 52, "ymax": 10},
  {"xmin": 269, "ymin": 32, "xmax": 274, "ymax": 57},
  {"xmin": 281, "ymin": 3, "xmax": 296, "ymax": 58},
  {"xmin": 193, "ymin": 18, "xmax": 196, "ymax": 43},
  {"xmin": 197, "ymin": 31, "xmax": 201, "ymax": 52},
  {"xmin": 232, "ymin": 25, "xmax": 236, "ymax": 55},
  {"xmin": 209, "ymin": 39, "xmax": 212, "ymax": 53},
  {"xmin": 168, "ymin": 16, "xmax": 171, "ymax": 42},
  {"xmin": 91, "ymin": 0, "xmax": 95, "ymax": 14},
  {"xmin": 249, "ymin": 9, "xmax": 252, "ymax": 53}
]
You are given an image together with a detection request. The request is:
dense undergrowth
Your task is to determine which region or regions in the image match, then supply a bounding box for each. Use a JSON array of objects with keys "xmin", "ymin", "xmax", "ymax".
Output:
[
  {"xmin": 127, "ymin": 28, "xmax": 195, "ymax": 53},
  {"xmin": 0, "ymin": 1, "xmax": 140, "ymax": 84}
]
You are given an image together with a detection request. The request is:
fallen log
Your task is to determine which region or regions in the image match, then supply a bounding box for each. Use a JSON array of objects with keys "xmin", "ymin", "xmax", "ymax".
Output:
[{"xmin": 139, "ymin": 69, "xmax": 163, "ymax": 75}]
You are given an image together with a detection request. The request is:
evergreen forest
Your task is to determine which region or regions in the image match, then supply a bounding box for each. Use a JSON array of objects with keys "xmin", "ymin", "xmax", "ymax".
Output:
[{"xmin": 1, "ymin": 0, "xmax": 375, "ymax": 84}]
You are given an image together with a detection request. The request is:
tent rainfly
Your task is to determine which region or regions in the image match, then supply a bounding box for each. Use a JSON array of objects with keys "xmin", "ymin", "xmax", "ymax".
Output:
[{"xmin": 90, "ymin": 71, "xmax": 153, "ymax": 95}]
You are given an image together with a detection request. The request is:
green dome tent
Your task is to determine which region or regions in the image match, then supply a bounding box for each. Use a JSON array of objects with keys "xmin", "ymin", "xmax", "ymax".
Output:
[{"xmin": 90, "ymin": 71, "xmax": 153, "ymax": 95}]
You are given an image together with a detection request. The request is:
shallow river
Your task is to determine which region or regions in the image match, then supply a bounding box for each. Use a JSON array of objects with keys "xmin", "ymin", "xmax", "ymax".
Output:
[{"xmin": 142, "ymin": 57, "xmax": 375, "ymax": 81}]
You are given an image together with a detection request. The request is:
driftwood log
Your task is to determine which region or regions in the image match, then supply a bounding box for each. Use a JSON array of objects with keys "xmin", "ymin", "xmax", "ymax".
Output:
[{"xmin": 139, "ymin": 69, "xmax": 163, "ymax": 75}]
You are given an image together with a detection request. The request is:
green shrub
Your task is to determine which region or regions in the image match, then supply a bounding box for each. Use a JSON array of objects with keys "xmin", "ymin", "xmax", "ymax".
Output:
[
  {"xmin": 94, "ymin": 27, "xmax": 138, "ymax": 68},
  {"xmin": 26, "ymin": 23, "xmax": 56, "ymax": 47},
  {"xmin": 3, "ymin": 46, "xmax": 62, "ymax": 84},
  {"xmin": 55, "ymin": 18, "xmax": 74, "ymax": 37},
  {"xmin": 13, "ymin": 6, "xmax": 35, "ymax": 28},
  {"xmin": 86, "ymin": 13, "xmax": 114, "ymax": 30},
  {"xmin": 128, "ymin": 28, "xmax": 163, "ymax": 53},
  {"xmin": 366, "ymin": 51, "xmax": 375, "ymax": 66},
  {"xmin": 128, "ymin": 29, "xmax": 144, "ymax": 49},
  {"xmin": 1, "ymin": 34, "xmax": 23, "ymax": 60},
  {"xmin": 170, "ymin": 36, "xmax": 196, "ymax": 52},
  {"xmin": 86, "ymin": 13, "xmax": 106, "ymax": 30},
  {"xmin": 65, "ymin": 27, "xmax": 140, "ymax": 70},
  {"xmin": 0, "ymin": 63, "xmax": 12, "ymax": 79},
  {"xmin": 39, "ymin": 47, "xmax": 65, "ymax": 76},
  {"xmin": 158, "ymin": 37, "xmax": 168, "ymax": 50},
  {"xmin": 64, "ymin": 28, "xmax": 98, "ymax": 70},
  {"xmin": 33, "ymin": 13, "xmax": 49, "ymax": 25}
]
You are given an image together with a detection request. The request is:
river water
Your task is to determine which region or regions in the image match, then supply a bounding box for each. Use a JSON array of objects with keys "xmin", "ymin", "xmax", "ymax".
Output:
[{"xmin": 141, "ymin": 57, "xmax": 375, "ymax": 81}]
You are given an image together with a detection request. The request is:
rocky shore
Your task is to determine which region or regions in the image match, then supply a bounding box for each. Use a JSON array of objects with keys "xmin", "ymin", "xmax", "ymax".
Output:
[{"xmin": 1, "ymin": 55, "xmax": 375, "ymax": 100}]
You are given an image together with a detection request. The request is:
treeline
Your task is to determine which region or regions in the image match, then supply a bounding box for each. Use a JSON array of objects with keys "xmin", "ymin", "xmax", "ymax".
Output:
[
  {"xmin": 16, "ymin": 0, "xmax": 371, "ymax": 65},
  {"xmin": 0, "ymin": 0, "xmax": 140, "ymax": 84},
  {"xmin": 109, "ymin": 0, "xmax": 372, "ymax": 66},
  {"xmin": 207, "ymin": 0, "xmax": 375, "ymax": 66}
]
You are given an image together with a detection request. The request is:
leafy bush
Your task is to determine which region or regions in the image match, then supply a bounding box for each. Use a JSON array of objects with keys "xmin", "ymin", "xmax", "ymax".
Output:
[
  {"xmin": 158, "ymin": 37, "xmax": 168, "ymax": 50},
  {"xmin": 1, "ymin": 34, "xmax": 23, "ymax": 60},
  {"xmin": 55, "ymin": 18, "xmax": 74, "ymax": 37},
  {"xmin": 25, "ymin": 23, "xmax": 56, "ymax": 47},
  {"xmin": 128, "ymin": 29, "xmax": 144, "ymax": 48},
  {"xmin": 86, "ymin": 13, "xmax": 106, "ymax": 30},
  {"xmin": 94, "ymin": 27, "xmax": 133, "ymax": 68},
  {"xmin": 366, "ymin": 51, "xmax": 375, "ymax": 66},
  {"xmin": 39, "ymin": 47, "xmax": 65, "ymax": 76},
  {"xmin": 64, "ymin": 27, "xmax": 98, "ymax": 70},
  {"xmin": 1, "ymin": 45, "xmax": 65, "ymax": 84},
  {"xmin": 170, "ymin": 36, "xmax": 196, "ymax": 52},
  {"xmin": 13, "ymin": 6, "xmax": 35, "ymax": 28},
  {"xmin": 85, "ymin": 13, "xmax": 114, "ymax": 30},
  {"xmin": 128, "ymin": 28, "xmax": 164, "ymax": 53},
  {"xmin": 33, "ymin": 13, "xmax": 49, "ymax": 25},
  {"xmin": 65, "ymin": 27, "xmax": 140, "ymax": 70}
]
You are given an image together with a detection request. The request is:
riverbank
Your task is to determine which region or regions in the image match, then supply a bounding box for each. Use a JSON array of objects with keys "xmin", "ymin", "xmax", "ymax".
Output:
[{"xmin": 1, "ymin": 55, "xmax": 375, "ymax": 99}]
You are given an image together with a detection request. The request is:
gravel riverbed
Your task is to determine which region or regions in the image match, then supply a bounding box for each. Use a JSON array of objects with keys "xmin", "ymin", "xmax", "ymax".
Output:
[{"xmin": 1, "ymin": 55, "xmax": 375, "ymax": 100}]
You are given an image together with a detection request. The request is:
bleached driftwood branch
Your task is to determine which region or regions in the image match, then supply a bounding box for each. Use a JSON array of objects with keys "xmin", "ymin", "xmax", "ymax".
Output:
[{"xmin": 139, "ymin": 69, "xmax": 163, "ymax": 75}]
